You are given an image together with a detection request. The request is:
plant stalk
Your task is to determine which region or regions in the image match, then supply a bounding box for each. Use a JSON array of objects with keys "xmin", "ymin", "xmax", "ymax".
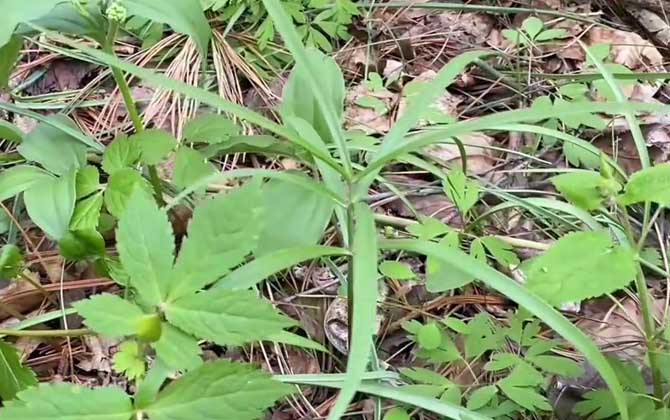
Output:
[
  {"xmin": 621, "ymin": 208, "xmax": 664, "ymax": 403},
  {"xmin": 0, "ymin": 328, "xmax": 90, "ymax": 338},
  {"xmin": 103, "ymin": 21, "xmax": 165, "ymax": 206}
]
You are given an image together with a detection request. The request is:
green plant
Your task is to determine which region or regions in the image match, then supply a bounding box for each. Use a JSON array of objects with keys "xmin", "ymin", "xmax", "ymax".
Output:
[{"xmin": 2, "ymin": 1, "xmax": 670, "ymax": 420}]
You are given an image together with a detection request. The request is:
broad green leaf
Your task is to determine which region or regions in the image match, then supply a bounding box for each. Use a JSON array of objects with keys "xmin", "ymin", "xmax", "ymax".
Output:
[
  {"xmin": 406, "ymin": 217, "xmax": 451, "ymax": 241},
  {"xmin": 0, "ymin": 339, "xmax": 36, "ymax": 400},
  {"xmin": 426, "ymin": 233, "xmax": 473, "ymax": 292},
  {"xmin": 0, "ymin": 36, "xmax": 21, "ymax": 88},
  {"xmin": 522, "ymin": 17, "xmax": 543, "ymax": 39},
  {"xmin": 132, "ymin": 129, "xmax": 177, "ymax": 165},
  {"xmin": 151, "ymin": 324, "xmax": 202, "ymax": 371},
  {"xmin": 103, "ymin": 168, "xmax": 152, "ymax": 218},
  {"xmin": 379, "ymin": 261, "xmax": 415, "ymax": 280},
  {"xmin": 466, "ymin": 385, "xmax": 497, "ymax": 410},
  {"xmin": 525, "ymin": 232, "xmax": 636, "ymax": 306},
  {"xmin": 0, "ymin": 244, "xmax": 23, "ymax": 279},
  {"xmin": 168, "ymin": 182, "xmax": 263, "ymax": 300},
  {"xmin": 183, "ymin": 114, "xmax": 240, "ymax": 144},
  {"xmin": 552, "ymin": 171, "xmax": 610, "ymax": 211},
  {"xmin": 0, "ymin": 120, "xmax": 23, "ymax": 143},
  {"xmin": 73, "ymin": 293, "xmax": 146, "ymax": 337},
  {"xmin": 380, "ymin": 238, "xmax": 629, "ymax": 420},
  {"xmin": 255, "ymin": 179, "xmax": 334, "ymax": 256},
  {"xmin": 218, "ymin": 246, "xmax": 349, "ymax": 290},
  {"xmin": 17, "ymin": 116, "xmax": 87, "ymax": 175},
  {"xmin": 145, "ymin": 361, "xmax": 293, "ymax": 420},
  {"xmin": 75, "ymin": 165, "xmax": 100, "ymax": 199},
  {"xmin": 70, "ymin": 191, "xmax": 104, "ymax": 231},
  {"xmin": 327, "ymin": 203, "xmax": 379, "ymax": 420},
  {"xmin": 24, "ymin": 170, "xmax": 76, "ymax": 240},
  {"xmin": 113, "ymin": 341, "xmax": 146, "ymax": 381},
  {"xmin": 166, "ymin": 289, "xmax": 295, "ymax": 346},
  {"xmin": 530, "ymin": 355, "xmax": 583, "ymax": 377},
  {"xmin": 21, "ymin": 2, "xmax": 106, "ymax": 42},
  {"xmin": 534, "ymin": 28, "xmax": 568, "ymax": 42},
  {"xmin": 0, "ymin": 0, "xmax": 65, "ymax": 48},
  {"xmin": 172, "ymin": 147, "xmax": 216, "ymax": 190},
  {"xmin": 620, "ymin": 164, "xmax": 670, "ymax": 206},
  {"xmin": 102, "ymin": 136, "xmax": 141, "ymax": 175},
  {"xmin": 124, "ymin": 0, "xmax": 210, "ymax": 55},
  {"xmin": 417, "ymin": 323, "xmax": 442, "ymax": 350},
  {"xmin": 481, "ymin": 237, "xmax": 520, "ymax": 267},
  {"xmin": 0, "ymin": 383, "xmax": 133, "ymax": 420},
  {"xmin": 0, "ymin": 165, "xmax": 51, "ymax": 202},
  {"xmin": 384, "ymin": 407, "xmax": 410, "ymax": 420},
  {"xmin": 59, "ymin": 229, "xmax": 105, "ymax": 261},
  {"xmin": 116, "ymin": 190, "xmax": 175, "ymax": 306},
  {"xmin": 484, "ymin": 353, "xmax": 520, "ymax": 371},
  {"xmin": 444, "ymin": 169, "xmax": 479, "ymax": 215}
]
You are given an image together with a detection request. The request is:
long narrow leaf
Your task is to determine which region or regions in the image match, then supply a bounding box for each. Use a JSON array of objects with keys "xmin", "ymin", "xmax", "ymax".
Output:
[
  {"xmin": 167, "ymin": 169, "xmax": 346, "ymax": 210},
  {"xmin": 35, "ymin": 30, "xmax": 346, "ymax": 177},
  {"xmin": 327, "ymin": 204, "xmax": 379, "ymax": 419},
  {"xmin": 217, "ymin": 246, "xmax": 350, "ymax": 290},
  {"xmin": 261, "ymin": 0, "xmax": 352, "ymax": 178},
  {"xmin": 380, "ymin": 239, "xmax": 628, "ymax": 420}
]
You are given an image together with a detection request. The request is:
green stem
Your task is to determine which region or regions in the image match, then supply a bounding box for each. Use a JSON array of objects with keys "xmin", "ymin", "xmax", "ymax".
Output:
[
  {"xmin": 0, "ymin": 328, "xmax": 90, "ymax": 337},
  {"xmin": 621, "ymin": 207, "xmax": 664, "ymax": 403},
  {"xmin": 103, "ymin": 21, "xmax": 165, "ymax": 206}
]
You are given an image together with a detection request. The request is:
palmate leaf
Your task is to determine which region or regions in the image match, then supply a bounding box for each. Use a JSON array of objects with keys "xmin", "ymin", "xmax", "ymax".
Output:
[
  {"xmin": 144, "ymin": 361, "xmax": 293, "ymax": 420},
  {"xmin": 0, "ymin": 339, "xmax": 36, "ymax": 400},
  {"xmin": 73, "ymin": 294, "xmax": 146, "ymax": 338},
  {"xmin": 116, "ymin": 190, "xmax": 175, "ymax": 307},
  {"xmin": 552, "ymin": 171, "xmax": 609, "ymax": 211},
  {"xmin": 524, "ymin": 231, "xmax": 636, "ymax": 306},
  {"xmin": 620, "ymin": 163, "xmax": 670, "ymax": 207},
  {"xmin": 165, "ymin": 289, "xmax": 295, "ymax": 346},
  {"xmin": 151, "ymin": 324, "xmax": 202, "ymax": 371},
  {"xmin": 0, "ymin": 383, "xmax": 133, "ymax": 420},
  {"xmin": 168, "ymin": 182, "xmax": 263, "ymax": 300}
]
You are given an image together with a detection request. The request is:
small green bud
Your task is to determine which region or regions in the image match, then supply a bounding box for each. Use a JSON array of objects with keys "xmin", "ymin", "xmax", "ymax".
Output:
[
  {"xmin": 597, "ymin": 178, "xmax": 622, "ymax": 200},
  {"xmin": 383, "ymin": 226, "xmax": 396, "ymax": 238},
  {"xmin": 106, "ymin": 1, "xmax": 127, "ymax": 22},
  {"xmin": 135, "ymin": 314, "xmax": 162, "ymax": 343},
  {"xmin": 599, "ymin": 153, "xmax": 615, "ymax": 180}
]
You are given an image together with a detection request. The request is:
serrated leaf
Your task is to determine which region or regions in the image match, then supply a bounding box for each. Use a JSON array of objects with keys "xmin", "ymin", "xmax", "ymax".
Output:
[
  {"xmin": 172, "ymin": 147, "xmax": 216, "ymax": 190},
  {"xmin": 73, "ymin": 293, "xmax": 146, "ymax": 337},
  {"xmin": 17, "ymin": 116, "xmax": 87, "ymax": 175},
  {"xmin": 59, "ymin": 229, "xmax": 105, "ymax": 261},
  {"xmin": 102, "ymin": 136, "xmax": 141, "ymax": 175},
  {"xmin": 466, "ymin": 385, "xmax": 497, "ymax": 410},
  {"xmin": 552, "ymin": 171, "xmax": 610, "ymax": 211},
  {"xmin": 132, "ymin": 129, "xmax": 177, "ymax": 165},
  {"xmin": 379, "ymin": 261, "xmax": 415, "ymax": 280},
  {"xmin": 530, "ymin": 355, "xmax": 583, "ymax": 377},
  {"xmin": 0, "ymin": 339, "xmax": 36, "ymax": 400},
  {"xmin": 168, "ymin": 182, "xmax": 263, "ymax": 300},
  {"xmin": 574, "ymin": 389, "xmax": 619, "ymax": 419},
  {"xmin": 0, "ymin": 383, "xmax": 133, "ymax": 420},
  {"xmin": 183, "ymin": 114, "xmax": 240, "ymax": 144},
  {"xmin": 255, "ymin": 179, "xmax": 334, "ymax": 256},
  {"xmin": 640, "ymin": 247, "xmax": 662, "ymax": 267},
  {"xmin": 484, "ymin": 353, "xmax": 520, "ymax": 371},
  {"xmin": 113, "ymin": 341, "xmax": 146, "ymax": 381},
  {"xmin": 145, "ymin": 361, "xmax": 293, "ymax": 420},
  {"xmin": 24, "ymin": 170, "xmax": 76, "ymax": 240},
  {"xmin": 620, "ymin": 164, "xmax": 670, "ymax": 207},
  {"xmin": 0, "ymin": 244, "xmax": 23, "ymax": 279},
  {"xmin": 104, "ymin": 168, "xmax": 152, "ymax": 218},
  {"xmin": 0, "ymin": 165, "xmax": 52, "ymax": 202},
  {"xmin": 75, "ymin": 165, "xmax": 100, "ymax": 199},
  {"xmin": 481, "ymin": 237, "xmax": 520, "ymax": 267},
  {"xmin": 166, "ymin": 289, "xmax": 295, "ymax": 346},
  {"xmin": 125, "ymin": 0, "xmax": 211, "ymax": 56},
  {"xmin": 525, "ymin": 232, "xmax": 636, "ymax": 306},
  {"xmin": 444, "ymin": 169, "xmax": 479, "ymax": 215},
  {"xmin": 70, "ymin": 191, "xmax": 103, "ymax": 231},
  {"xmin": 116, "ymin": 189, "xmax": 174, "ymax": 306},
  {"xmin": 151, "ymin": 324, "xmax": 202, "ymax": 371},
  {"xmin": 498, "ymin": 383, "xmax": 551, "ymax": 412},
  {"xmin": 417, "ymin": 323, "xmax": 442, "ymax": 350}
]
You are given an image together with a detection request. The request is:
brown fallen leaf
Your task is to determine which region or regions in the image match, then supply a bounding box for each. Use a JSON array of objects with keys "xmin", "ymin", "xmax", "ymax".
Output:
[
  {"xmin": 424, "ymin": 132, "xmax": 496, "ymax": 175},
  {"xmin": 631, "ymin": 8, "xmax": 670, "ymax": 46},
  {"xmin": 588, "ymin": 27, "xmax": 663, "ymax": 70},
  {"xmin": 344, "ymin": 83, "xmax": 395, "ymax": 134}
]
